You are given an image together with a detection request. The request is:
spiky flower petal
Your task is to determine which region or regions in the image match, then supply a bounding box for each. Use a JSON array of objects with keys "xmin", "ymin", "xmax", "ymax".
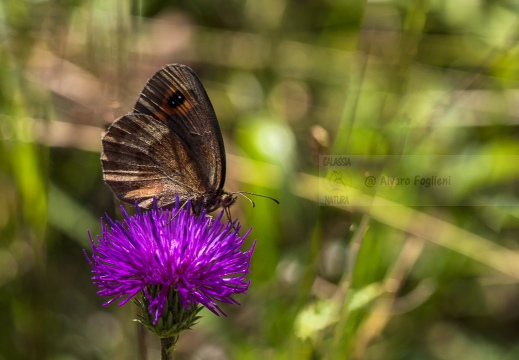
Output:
[{"xmin": 85, "ymin": 199, "xmax": 255, "ymax": 325}]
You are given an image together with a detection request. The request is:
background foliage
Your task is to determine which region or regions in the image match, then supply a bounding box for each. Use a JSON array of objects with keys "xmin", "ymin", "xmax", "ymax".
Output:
[{"xmin": 1, "ymin": 0, "xmax": 519, "ymax": 359}]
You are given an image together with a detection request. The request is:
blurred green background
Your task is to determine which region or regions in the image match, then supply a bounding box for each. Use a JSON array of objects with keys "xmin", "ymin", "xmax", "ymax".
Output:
[{"xmin": 2, "ymin": 0, "xmax": 519, "ymax": 359}]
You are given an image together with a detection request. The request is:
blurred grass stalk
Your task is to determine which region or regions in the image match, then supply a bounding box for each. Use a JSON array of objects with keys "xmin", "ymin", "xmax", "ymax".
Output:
[{"xmin": 1, "ymin": 45, "xmax": 49, "ymax": 360}]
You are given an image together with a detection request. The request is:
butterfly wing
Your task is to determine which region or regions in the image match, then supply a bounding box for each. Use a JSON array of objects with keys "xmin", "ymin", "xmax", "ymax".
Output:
[{"xmin": 101, "ymin": 64, "xmax": 227, "ymax": 209}]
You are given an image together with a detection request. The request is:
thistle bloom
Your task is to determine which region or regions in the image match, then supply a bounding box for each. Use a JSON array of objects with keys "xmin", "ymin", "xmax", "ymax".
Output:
[{"xmin": 85, "ymin": 199, "xmax": 255, "ymax": 325}]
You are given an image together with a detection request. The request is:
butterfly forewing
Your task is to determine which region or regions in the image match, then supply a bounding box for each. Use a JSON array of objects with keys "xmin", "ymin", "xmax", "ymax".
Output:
[
  {"xmin": 101, "ymin": 64, "xmax": 227, "ymax": 210},
  {"xmin": 134, "ymin": 64, "xmax": 226, "ymax": 190}
]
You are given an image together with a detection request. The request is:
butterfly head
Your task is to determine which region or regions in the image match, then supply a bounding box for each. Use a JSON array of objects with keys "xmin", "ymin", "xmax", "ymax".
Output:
[
  {"xmin": 191, "ymin": 190, "xmax": 237, "ymax": 215},
  {"xmin": 218, "ymin": 192, "xmax": 238, "ymax": 209}
]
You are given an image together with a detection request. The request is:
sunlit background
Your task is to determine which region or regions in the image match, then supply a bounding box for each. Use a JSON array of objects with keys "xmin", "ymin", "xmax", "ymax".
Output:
[{"xmin": 2, "ymin": 0, "xmax": 519, "ymax": 359}]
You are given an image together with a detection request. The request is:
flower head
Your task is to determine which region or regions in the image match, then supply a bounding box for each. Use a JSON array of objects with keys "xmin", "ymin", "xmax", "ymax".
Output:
[{"xmin": 85, "ymin": 198, "xmax": 255, "ymax": 324}]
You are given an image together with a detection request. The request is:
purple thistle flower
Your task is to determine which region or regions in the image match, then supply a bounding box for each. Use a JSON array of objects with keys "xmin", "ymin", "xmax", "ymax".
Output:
[{"xmin": 85, "ymin": 199, "xmax": 255, "ymax": 325}]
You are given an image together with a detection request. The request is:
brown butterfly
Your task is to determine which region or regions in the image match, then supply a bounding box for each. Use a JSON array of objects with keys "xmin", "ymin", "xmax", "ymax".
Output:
[{"xmin": 101, "ymin": 64, "xmax": 239, "ymax": 215}]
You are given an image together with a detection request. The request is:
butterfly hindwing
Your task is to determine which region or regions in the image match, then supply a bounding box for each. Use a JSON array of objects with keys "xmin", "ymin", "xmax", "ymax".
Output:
[{"xmin": 101, "ymin": 113, "xmax": 212, "ymax": 208}]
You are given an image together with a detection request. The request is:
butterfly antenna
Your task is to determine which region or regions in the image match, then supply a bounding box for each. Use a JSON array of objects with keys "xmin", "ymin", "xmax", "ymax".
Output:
[
  {"xmin": 234, "ymin": 191, "xmax": 280, "ymax": 205},
  {"xmin": 235, "ymin": 192, "xmax": 256, "ymax": 208}
]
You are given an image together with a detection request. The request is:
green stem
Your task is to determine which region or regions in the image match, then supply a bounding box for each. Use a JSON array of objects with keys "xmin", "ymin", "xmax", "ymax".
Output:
[{"xmin": 160, "ymin": 336, "xmax": 178, "ymax": 360}]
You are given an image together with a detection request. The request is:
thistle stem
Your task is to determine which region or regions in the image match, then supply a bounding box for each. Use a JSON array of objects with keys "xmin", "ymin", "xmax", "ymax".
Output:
[{"xmin": 160, "ymin": 336, "xmax": 178, "ymax": 360}]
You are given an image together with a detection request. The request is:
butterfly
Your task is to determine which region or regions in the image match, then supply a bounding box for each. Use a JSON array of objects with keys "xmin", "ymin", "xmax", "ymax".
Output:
[{"xmin": 101, "ymin": 64, "xmax": 239, "ymax": 216}]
